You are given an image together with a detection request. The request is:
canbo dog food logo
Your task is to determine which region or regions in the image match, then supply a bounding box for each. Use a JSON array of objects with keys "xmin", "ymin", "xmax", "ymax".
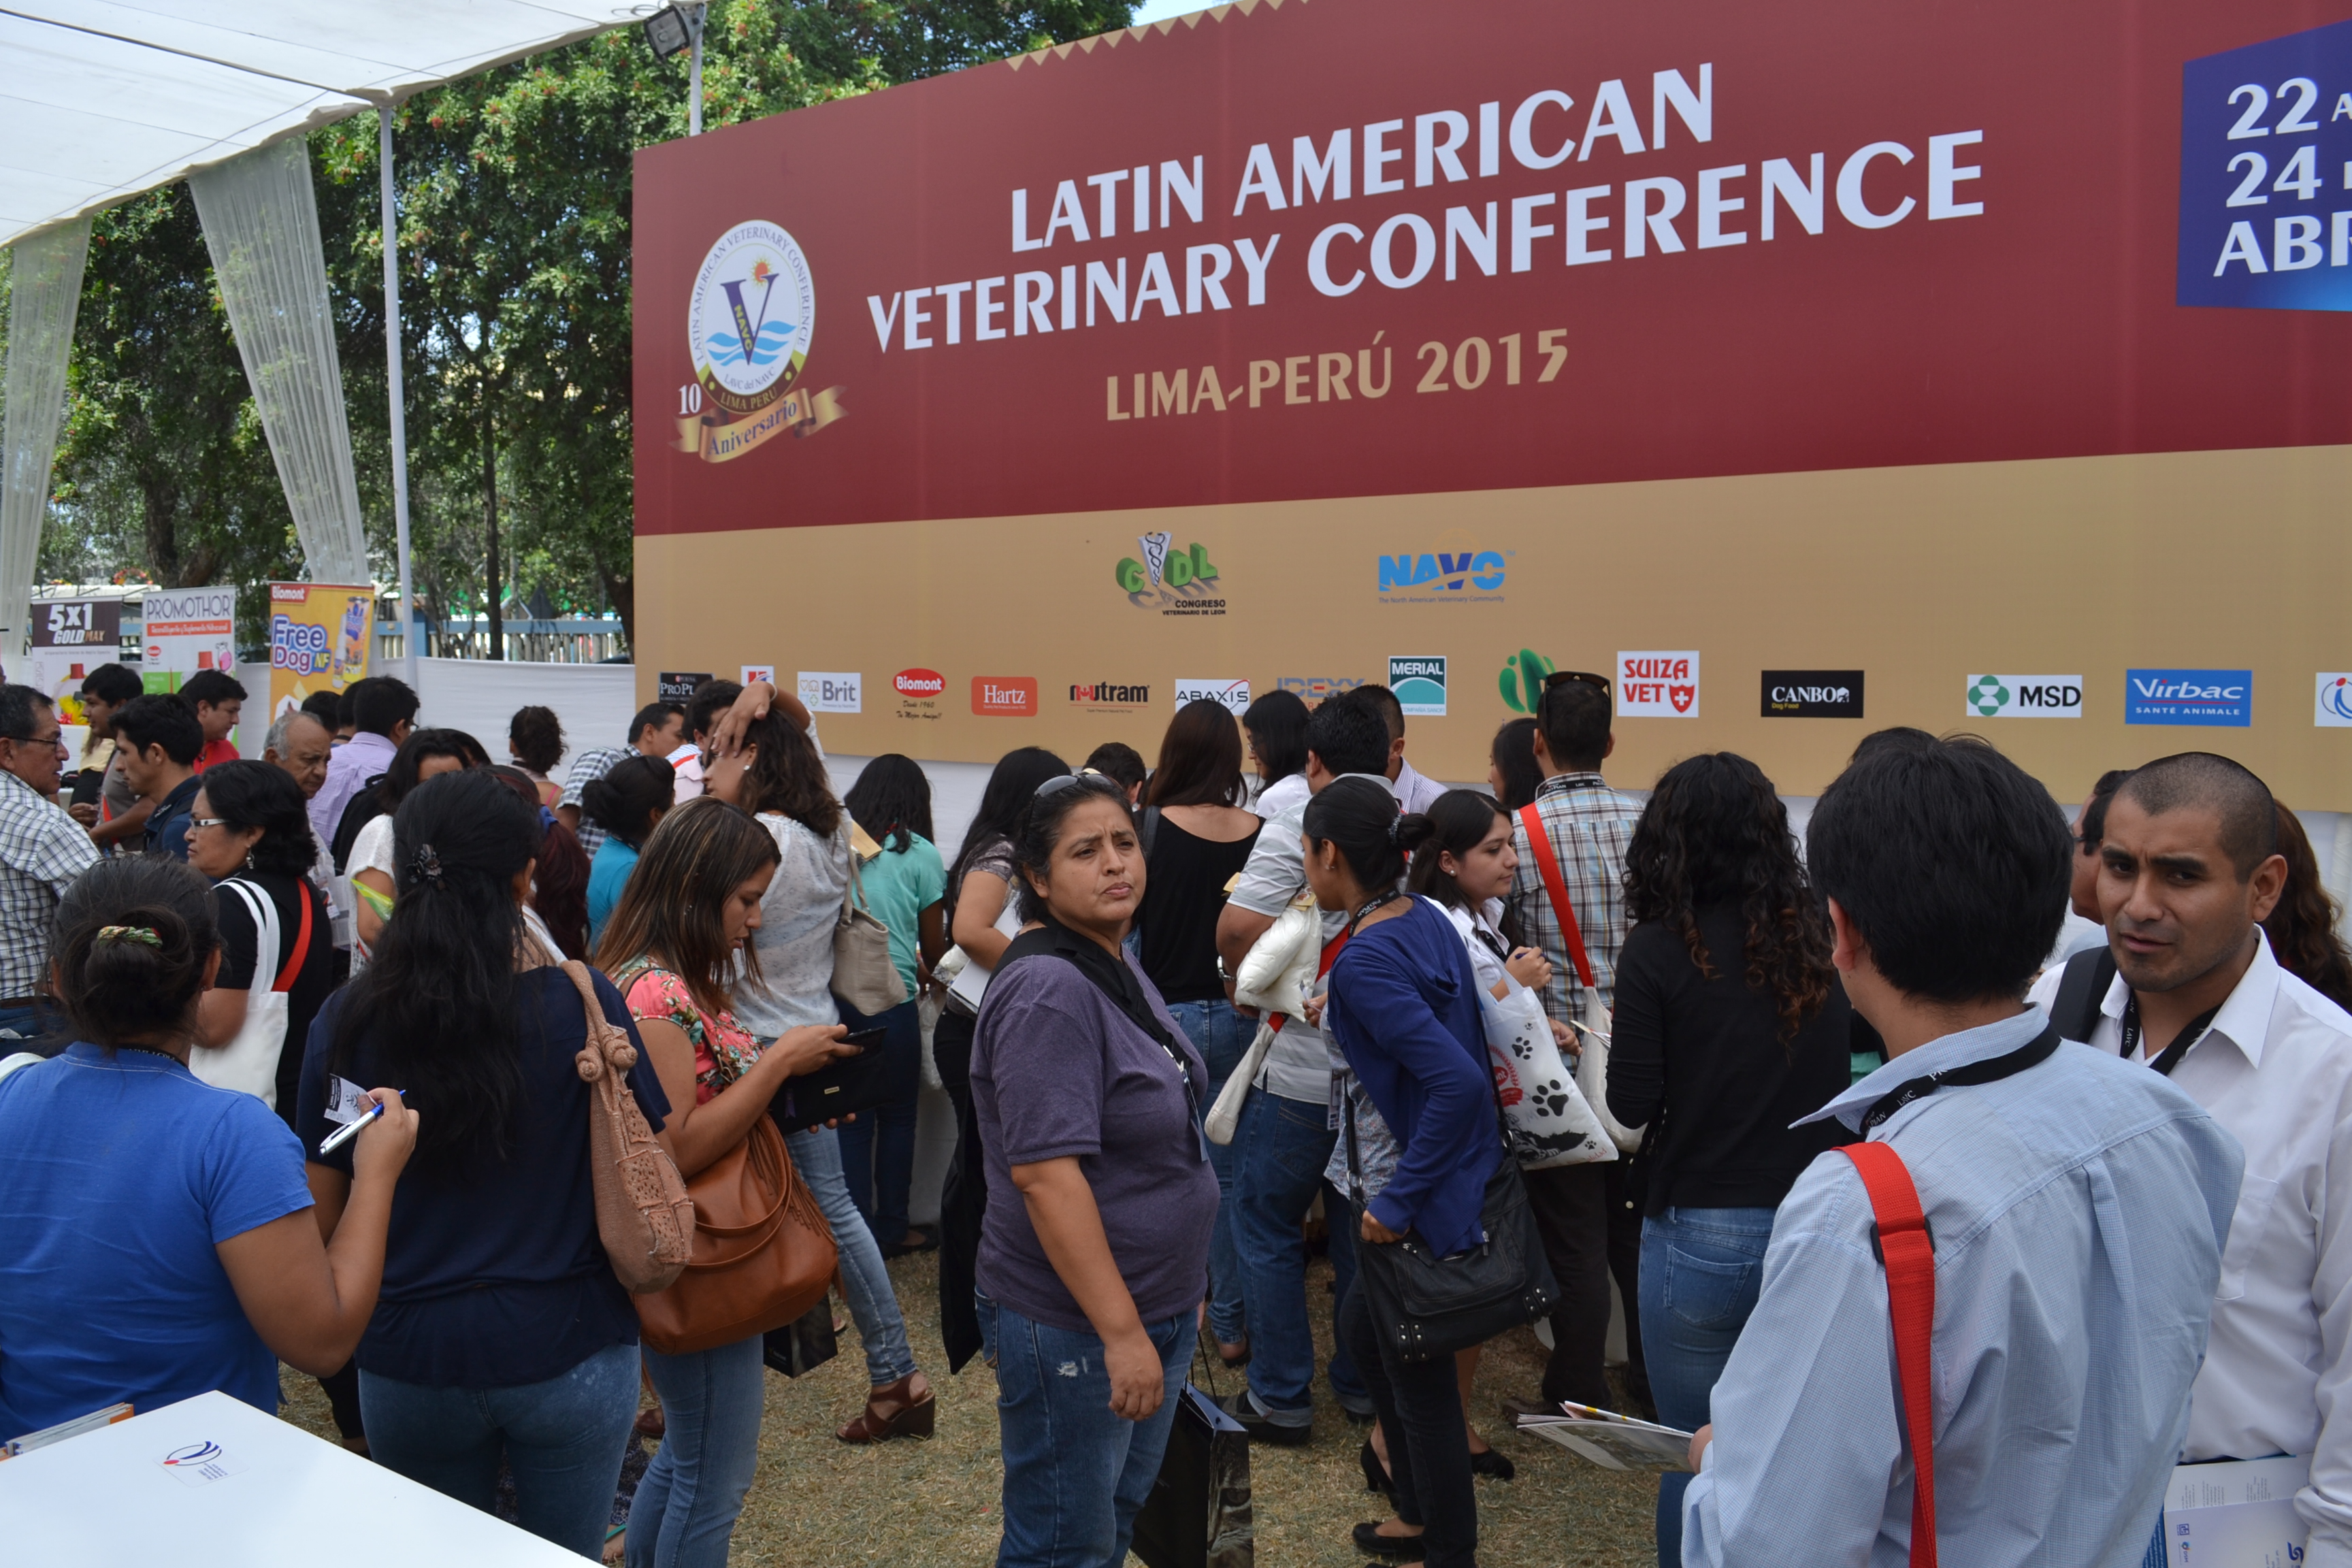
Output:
[
  {"xmin": 972, "ymin": 676, "xmax": 1039, "ymax": 717},
  {"xmin": 1761, "ymin": 670, "xmax": 1865, "ymax": 718},
  {"xmin": 1115, "ymin": 533, "xmax": 1226, "ymax": 617},
  {"xmin": 674, "ymin": 220, "xmax": 843, "ymax": 464},
  {"xmin": 892, "ymin": 668, "xmax": 946, "ymax": 724}
]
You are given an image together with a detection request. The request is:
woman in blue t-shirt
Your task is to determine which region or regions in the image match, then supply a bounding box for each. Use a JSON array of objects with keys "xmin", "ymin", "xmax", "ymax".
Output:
[
  {"xmin": 581, "ymin": 753, "xmax": 673, "ymax": 949},
  {"xmin": 297, "ymin": 769, "xmax": 672, "ymax": 1558},
  {"xmin": 0, "ymin": 855, "xmax": 415, "ymax": 1443}
]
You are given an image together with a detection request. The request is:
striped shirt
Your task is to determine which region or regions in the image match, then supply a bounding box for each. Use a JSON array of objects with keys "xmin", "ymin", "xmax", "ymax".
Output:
[
  {"xmin": 1504, "ymin": 771, "xmax": 1641, "ymax": 1022},
  {"xmin": 0, "ymin": 772, "xmax": 99, "ymax": 996},
  {"xmin": 557, "ymin": 745, "xmax": 631, "ymax": 858}
]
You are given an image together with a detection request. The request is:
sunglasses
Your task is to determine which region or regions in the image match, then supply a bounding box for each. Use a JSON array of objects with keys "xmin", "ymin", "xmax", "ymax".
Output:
[
  {"xmin": 1543, "ymin": 670, "xmax": 1612, "ymax": 695},
  {"xmin": 1032, "ymin": 768, "xmax": 1109, "ymax": 799}
]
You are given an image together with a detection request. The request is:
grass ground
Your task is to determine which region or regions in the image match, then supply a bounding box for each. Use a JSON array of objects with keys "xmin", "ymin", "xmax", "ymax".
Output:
[{"xmin": 279, "ymin": 1250, "xmax": 1658, "ymax": 1566}]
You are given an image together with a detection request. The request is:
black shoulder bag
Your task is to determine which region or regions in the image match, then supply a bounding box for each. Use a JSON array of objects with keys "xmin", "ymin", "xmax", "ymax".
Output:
[{"xmin": 1338, "ymin": 901, "xmax": 1560, "ymax": 1363}]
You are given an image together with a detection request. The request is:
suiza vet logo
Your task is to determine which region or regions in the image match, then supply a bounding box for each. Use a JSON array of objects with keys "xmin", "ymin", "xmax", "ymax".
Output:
[
  {"xmin": 2125, "ymin": 668, "xmax": 2251, "ymax": 728},
  {"xmin": 1115, "ymin": 533, "xmax": 1226, "ymax": 617}
]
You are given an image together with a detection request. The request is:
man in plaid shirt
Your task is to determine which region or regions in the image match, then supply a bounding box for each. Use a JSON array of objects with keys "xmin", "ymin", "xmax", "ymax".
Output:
[
  {"xmin": 1501, "ymin": 672, "xmax": 1652, "ymax": 1420},
  {"xmin": 0, "ymin": 685, "xmax": 99, "ymax": 1040}
]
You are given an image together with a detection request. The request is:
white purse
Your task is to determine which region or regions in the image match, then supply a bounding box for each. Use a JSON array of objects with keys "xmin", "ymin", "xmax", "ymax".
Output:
[
  {"xmin": 1481, "ymin": 977, "xmax": 1614, "ymax": 1168},
  {"xmin": 1518, "ymin": 806, "xmax": 1646, "ymax": 1154},
  {"xmin": 190, "ymin": 878, "xmax": 307, "ymax": 1108},
  {"xmin": 941, "ymin": 875, "xmax": 1027, "ymax": 1017},
  {"xmin": 1205, "ymin": 894, "xmax": 1322, "ymax": 1145}
]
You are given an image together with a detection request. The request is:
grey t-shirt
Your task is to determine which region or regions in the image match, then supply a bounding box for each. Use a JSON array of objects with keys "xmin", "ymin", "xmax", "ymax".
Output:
[
  {"xmin": 1226, "ymin": 772, "xmax": 1396, "ymax": 1103},
  {"xmin": 970, "ymin": 945, "xmax": 1219, "ymax": 1333}
]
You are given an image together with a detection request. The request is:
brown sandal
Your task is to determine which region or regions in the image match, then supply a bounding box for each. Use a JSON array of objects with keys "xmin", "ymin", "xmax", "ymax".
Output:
[{"xmin": 836, "ymin": 1371, "xmax": 935, "ymax": 1443}]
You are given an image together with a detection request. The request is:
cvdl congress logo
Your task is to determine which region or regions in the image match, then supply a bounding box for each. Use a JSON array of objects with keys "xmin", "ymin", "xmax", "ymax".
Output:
[
  {"xmin": 674, "ymin": 220, "xmax": 842, "ymax": 464},
  {"xmin": 1115, "ymin": 534, "xmax": 1225, "ymax": 617}
]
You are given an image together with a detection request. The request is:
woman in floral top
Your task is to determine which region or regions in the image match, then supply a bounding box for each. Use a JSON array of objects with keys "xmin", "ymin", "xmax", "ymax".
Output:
[{"xmin": 593, "ymin": 796, "xmax": 852, "ymax": 1568}]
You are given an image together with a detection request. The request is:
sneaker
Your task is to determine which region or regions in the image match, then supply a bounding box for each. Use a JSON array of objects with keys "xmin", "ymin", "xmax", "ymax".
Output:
[{"xmin": 1213, "ymin": 1390, "xmax": 1313, "ymax": 1446}]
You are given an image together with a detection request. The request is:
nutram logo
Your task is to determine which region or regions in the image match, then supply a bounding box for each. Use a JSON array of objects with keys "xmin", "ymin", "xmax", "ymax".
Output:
[
  {"xmin": 893, "ymin": 668, "xmax": 946, "ymax": 698},
  {"xmin": 1761, "ymin": 670, "xmax": 1865, "ymax": 718},
  {"xmin": 972, "ymin": 676, "xmax": 1039, "ymax": 716},
  {"xmin": 1070, "ymin": 681, "xmax": 1150, "ymax": 706}
]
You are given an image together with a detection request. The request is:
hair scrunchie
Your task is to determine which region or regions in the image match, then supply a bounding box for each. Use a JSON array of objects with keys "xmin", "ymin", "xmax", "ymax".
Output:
[
  {"xmin": 1384, "ymin": 813, "xmax": 1406, "ymax": 848},
  {"xmin": 410, "ymin": 843, "xmax": 447, "ymax": 887},
  {"xmin": 95, "ymin": 925, "xmax": 161, "ymax": 948}
]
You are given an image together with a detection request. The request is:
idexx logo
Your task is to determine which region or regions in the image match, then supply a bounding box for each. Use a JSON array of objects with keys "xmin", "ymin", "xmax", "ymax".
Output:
[
  {"xmin": 892, "ymin": 668, "xmax": 945, "ymax": 723},
  {"xmin": 2318, "ymin": 673, "xmax": 2352, "ymax": 728},
  {"xmin": 798, "ymin": 671, "xmax": 862, "ymax": 715},
  {"xmin": 1497, "ymin": 649, "xmax": 1556, "ymax": 715},
  {"xmin": 2178, "ymin": 20, "xmax": 2352, "ymax": 314},
  {"xmin": 1617, "ymin": 651, "xmax": 1699, "ymax": 718},
  {"xmin": 1115, "ymin": 533, "xmax": 1226, "ymax": 617},
  {"xmin": 2125, "ymin": 668, "xmax": 2251, "ymax": 728},
  {"xmin": 1175, "ymin": 679, "xmax": 1252, "ymax": 714},
  {"xmin": 1275, "ymin": 675, "xmax": 1363, "ymax": 701},
  {"xmin": 1963, "ymin": 674, "xmax": 2082, "ymax": 718},
  {"xmin": 1071, "ymin": 680, "xmax": 1150, "ymax": 709},
  {"xmin": 1389, "ymin": 656, "xmax": 1448, "ymax": 717},
  {"xmin": 1761, "ymin": 670, "xmax": 1865, "ymax": 718},
  {"xmin": 972, "ymin": 676, "xmax": 1039, "ymax": 717},
  {"xmin": 1377, "ymin": 549, "xmax": 1507, "ymax": 601}
]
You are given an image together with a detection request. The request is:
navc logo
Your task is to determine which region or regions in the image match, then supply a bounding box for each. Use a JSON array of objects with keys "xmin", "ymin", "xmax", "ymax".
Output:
[
  {"xmin": 1377, "ymin": 550, "xmax": 1506, "ymax": 598},
  {"xmin": 1963, "ymin": 674, "xmax": 2082, "ymax": 719}
]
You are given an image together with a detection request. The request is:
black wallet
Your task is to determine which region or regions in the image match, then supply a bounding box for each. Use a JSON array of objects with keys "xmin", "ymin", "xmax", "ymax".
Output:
[{"xmin": 770, "ymin": 1044, "xmax": 893, "ymax": 1134}]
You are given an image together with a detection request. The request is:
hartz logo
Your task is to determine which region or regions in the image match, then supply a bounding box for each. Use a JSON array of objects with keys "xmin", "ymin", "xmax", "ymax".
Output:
[
  {"xmin": 1378, "ymin": 551, "xmax": 1505, "ymax": 595},
  {"xmin": 972, "ymin": 676, "xmax": 1039, "ymax": 716},
  {"xmin": 893, "ymin": 668, "xmax": 945, "ymax": 697}
]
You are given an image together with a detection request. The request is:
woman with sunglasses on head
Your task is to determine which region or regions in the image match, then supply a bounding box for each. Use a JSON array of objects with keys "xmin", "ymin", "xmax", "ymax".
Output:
[
  {"xmin": 595, "ymin": 796, "xmax": 853, "ymax": 1568},
  {"xmin": 708, "ymin": 709, "xmax": 936, "ymax": 1443},
  {"xmin": 1309, "ymin": 778, "xmax": 1503, "ymax": 1568},
  {"xmin": 974, "ymin": 771, "xmax": 1219, "ymax": 1567}
]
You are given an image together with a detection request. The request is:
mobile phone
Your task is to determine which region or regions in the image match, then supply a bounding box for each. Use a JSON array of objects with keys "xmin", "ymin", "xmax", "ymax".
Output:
[{"xmin": 839, "ymin": 1026, "xmax": 889, "ymax": 1051}]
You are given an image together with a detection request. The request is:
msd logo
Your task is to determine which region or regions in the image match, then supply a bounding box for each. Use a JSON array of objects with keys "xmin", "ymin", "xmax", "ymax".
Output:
[
  {"xmin": 892, "ymin": 668, "xmax": 945, "ymax": 698},
  {"xmin": 1377, "ymin": 550, "xmax": 1505, "ymax": 597},
  {"xmin": 972, "ymin": 676, "xmax": 1039, "ymax": 717},
  {"xmin": 2126, "ymin": 668, "xmax": 2251, "ymax": 728}
]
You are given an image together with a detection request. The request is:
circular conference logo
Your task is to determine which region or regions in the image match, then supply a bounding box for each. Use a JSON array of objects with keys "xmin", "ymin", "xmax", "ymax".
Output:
[{"xmin": 687, "ymin": 221, "xmax": 815, "ymax": 416}]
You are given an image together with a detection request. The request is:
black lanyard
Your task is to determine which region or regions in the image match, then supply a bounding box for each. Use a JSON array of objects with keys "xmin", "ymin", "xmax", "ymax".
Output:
[
  {"xmin": 2120, "ymin": 997, "xmax": 2223, "ymax": 1078},
  {"xmin": 1348, "ymin": 890, "xmax": 1401, "ymax": 936},
  {"xmin": 1861, "ymin": 1021, "xmax": 2061, "ymax": 1134}
]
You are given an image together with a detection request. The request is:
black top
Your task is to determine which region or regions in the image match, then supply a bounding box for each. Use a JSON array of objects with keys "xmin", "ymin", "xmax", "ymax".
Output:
[
  {"xmin": 1605, "ymin": 902, "xmax": 1854, "ymax": 1215},
  {"xmin": 1136, "ymin": 813, "xmax": 1260, "ymax": 1004},
  {"xmin": 212, "ymin": 871, "xmax": 336, "ymax": 1128}
]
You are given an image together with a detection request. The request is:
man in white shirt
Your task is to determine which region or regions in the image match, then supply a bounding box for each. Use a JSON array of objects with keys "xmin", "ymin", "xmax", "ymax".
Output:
[
  {"xmin": 1350, "ymin": 684, "xmax": 1448, "ymax": 815},
  {"xmin": 2029, "ymin": 751, "xmax": 2352, "ymax": 1563}
]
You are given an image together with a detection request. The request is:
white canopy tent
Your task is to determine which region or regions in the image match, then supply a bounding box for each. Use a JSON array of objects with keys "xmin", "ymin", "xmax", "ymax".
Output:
[{"xmin": 0, "ymin": 0, "xmax": 682, "ymax": 679}]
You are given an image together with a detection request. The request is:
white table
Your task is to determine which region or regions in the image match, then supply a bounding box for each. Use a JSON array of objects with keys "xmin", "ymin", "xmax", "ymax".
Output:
[{"xmin": 0, "ymin": 1390, "xmax": 584, "ymax": 1566}]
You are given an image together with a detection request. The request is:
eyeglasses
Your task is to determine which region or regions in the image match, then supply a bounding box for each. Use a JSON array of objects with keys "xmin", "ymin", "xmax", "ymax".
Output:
[
  {"xmin": 1542, "ymin": 670, "xmax": 1612, "ymax": 695},
  {"xmin": 189, "ymin": 817, "xmax": 229, "ymax": 832}
]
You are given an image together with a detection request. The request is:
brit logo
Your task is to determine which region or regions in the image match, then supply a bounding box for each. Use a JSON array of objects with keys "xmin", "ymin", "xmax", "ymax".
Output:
[{"xmin": 2125, "ymin": 668, "xmax": 2251, "ymax": 728}]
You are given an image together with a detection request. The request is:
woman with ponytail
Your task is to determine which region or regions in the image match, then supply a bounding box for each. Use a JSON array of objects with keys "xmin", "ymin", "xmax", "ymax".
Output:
[
  {"xmin": 0, "ymin": 855, "xmax": 416, "ymax": 1440},
  {"xmin": 295, "ymin": 768, "xmax": 672, "ymax": 1557},
  {"xmin": 1305, "ymin": 777, "xmax": 1502, "ymax": 1568}
]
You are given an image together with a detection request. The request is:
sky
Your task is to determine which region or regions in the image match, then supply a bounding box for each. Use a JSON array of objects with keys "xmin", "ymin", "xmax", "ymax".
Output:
[{"xmin": 1127, "ymin": 0, "xmax": 1207, "ymax": 26}]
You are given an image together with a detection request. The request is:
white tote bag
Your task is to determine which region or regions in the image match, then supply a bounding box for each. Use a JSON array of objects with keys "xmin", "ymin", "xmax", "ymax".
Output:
[
  {"xmin": 1482, "ymin": 979, "xmax": 1615, "ymax": 1169},
  {"xmin": 1518, "ymin": 804, "xmax": 1647, "ymax": 1154},
  {"xmin": 190, "ymin": 879, "xmax": 302, "ymax": 1108},
  {"xmin": 941, "ymin": 875, "xmax": 1028, "ymax": 1017}
]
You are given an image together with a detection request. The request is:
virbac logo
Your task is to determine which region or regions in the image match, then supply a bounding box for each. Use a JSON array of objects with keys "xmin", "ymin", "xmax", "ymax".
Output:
[{"xmin": 1379, "ymin": 551, "xmax": 1505, "ymax": 594}]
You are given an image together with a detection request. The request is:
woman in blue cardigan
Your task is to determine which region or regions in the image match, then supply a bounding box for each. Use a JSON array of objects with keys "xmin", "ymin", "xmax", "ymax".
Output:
[{"xmin": 1305, "ymin": 777, "xmax": 1501, "ymax": 1568}]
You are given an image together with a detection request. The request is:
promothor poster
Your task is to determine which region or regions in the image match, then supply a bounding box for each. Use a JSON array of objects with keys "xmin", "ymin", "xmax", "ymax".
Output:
[
  {"xmin": 22, "ymin": 599, "xmax": 122, "ymax": 727},
  {"xmin": 632, "ymin": 0, "xmax": 2352, "ymax": 804},
  {"xmin": 265, "ymin": 583, "xmax": 374, "ymax": 723},
  {"xmin": 140, "ymin": 587, "xmax": 238, "ymax": 692}
]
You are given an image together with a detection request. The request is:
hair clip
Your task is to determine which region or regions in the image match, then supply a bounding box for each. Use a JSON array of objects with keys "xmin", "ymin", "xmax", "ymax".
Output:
[
  {"xmin": 95, "ymin": 925, "xmax": 161, "ymax": 947},
  {"xmin": 410, "ymin": 843, "xmax": 447, "ymax": 887}
]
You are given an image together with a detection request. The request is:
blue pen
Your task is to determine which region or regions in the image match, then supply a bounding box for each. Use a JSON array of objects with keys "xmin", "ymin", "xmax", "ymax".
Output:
[{"xmin": 317, "ymin": 1089, "xmax": 408, "ymax": 1157}]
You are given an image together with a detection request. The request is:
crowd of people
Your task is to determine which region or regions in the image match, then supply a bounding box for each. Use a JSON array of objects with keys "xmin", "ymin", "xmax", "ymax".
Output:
[{"xmin": 0, "ymin": 659, "xmax": 2347, "ymax": 1568}]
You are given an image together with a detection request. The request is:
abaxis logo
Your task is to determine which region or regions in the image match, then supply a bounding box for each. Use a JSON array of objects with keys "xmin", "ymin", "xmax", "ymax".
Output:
[
  {"xmin": 2125, "ymin": 668, "xmax": 2250, "ymax": 728},
  {"xmin": 1174, "ymin": 679, "xmax": 1250, "ymax": 714}
]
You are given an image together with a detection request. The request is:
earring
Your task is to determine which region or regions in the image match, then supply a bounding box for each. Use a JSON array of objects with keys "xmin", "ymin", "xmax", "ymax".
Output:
[{"xmin": 244, "ymin": 847, "xmax": 256, "ymax": 870}]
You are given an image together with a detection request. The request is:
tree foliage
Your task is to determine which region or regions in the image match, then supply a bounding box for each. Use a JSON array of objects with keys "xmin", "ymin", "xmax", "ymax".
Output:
[{"xmin": 33, "ymin": 0, "xmax": 1131, "ymax": 652}]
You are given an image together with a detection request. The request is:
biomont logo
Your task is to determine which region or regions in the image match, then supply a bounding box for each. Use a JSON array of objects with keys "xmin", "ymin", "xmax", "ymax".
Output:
[
  {"xmin": 1377, "ymin": 546, "xmax": 1507, "ymax": 602},
  {"xmin": 892, "ymin": 668, "xmax": 946, "ymax": 724}
]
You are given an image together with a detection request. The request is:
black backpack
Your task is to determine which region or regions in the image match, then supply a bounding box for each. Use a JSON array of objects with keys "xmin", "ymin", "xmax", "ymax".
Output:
[
  {"xmin": 2051, "ymin": 944, "xmax": 2119, "ymax": 1045},
  {"xmin": 329, "ymin": 774, "xmax": 389, "ymax": 875}
]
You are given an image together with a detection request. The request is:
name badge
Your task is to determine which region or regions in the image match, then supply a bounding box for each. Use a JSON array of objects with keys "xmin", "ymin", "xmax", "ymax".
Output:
[{"xmin": 323, "ymin": 1075, "xmax": 373, "ymax": 1125}]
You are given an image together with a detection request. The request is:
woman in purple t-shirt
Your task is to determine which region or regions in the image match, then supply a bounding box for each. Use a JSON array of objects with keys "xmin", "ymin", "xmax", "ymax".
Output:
[{"xmin": 971, "ymin": 772, "xmax": 1220, "ymax": 1568}]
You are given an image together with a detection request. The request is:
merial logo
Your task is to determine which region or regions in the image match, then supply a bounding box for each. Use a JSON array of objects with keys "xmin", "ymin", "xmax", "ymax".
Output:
[
  {"xmin": 1379, "ymin": 551, "xmax": 1505, "ymax": 594},
  {"xmin": 1115, "ymin": 533, "xmax": 1220, "ymax": 595},
  {"xmin": 1497, "ymin": 649, "xmax": 1556, "ymax": 715}
]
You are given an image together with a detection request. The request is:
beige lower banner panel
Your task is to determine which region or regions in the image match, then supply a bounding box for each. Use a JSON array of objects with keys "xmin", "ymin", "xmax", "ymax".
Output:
[{"xmin": 635, "ymin": 442, "xmax": 2352, "ymax": 809}]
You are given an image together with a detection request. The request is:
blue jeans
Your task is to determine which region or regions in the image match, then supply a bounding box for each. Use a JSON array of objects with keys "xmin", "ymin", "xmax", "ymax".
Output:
[
  {"xmin": 1232, "ymin": 1084, "xmax": 1368, "ymax": 1420},
  {"xmin": 785, "ymin": 1122, "xmax": 919, "ymax": 1386},
  {"xmin": 626, "ymin": 1335, "xmax": 764, "ymax": 1568},
  {"xmin": 359, "ymin": 1341, "xmax": 640, "ymax": 1558},
  {"xmin": 994, "ymin": 1303, "xmax": 1195, "ymax": 1567},
  {"xmin": 1642, "ymin": 1207, "xmax": 1776, "ymax": 1567},
  {"xmin": 836, "ymin": 996, "xmax": 923, "ymax": 1249},
  {"xmin": 1166, "ymin": 998, "xmax": 1248, "ymax": 1346},
  {"xmin": 0, "ymin": 1000, "xmax": 61, "ymax": 1043}
]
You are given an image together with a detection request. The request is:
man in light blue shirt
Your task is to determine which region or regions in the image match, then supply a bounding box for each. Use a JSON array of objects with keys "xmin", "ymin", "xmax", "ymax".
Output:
[{"xmin": 1684, "ymin": 734, "xmax": 2242, "ymax": 1568}]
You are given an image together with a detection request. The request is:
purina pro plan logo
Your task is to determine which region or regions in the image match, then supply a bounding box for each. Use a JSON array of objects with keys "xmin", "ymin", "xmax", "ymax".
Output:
[
  {"xmin": 1388, "ymin": 657, "xmax": 1447, "ymax": 717},
  {"xmin": 1963, "ymin": 674, "xmax": 2082, "ymax": 717}
]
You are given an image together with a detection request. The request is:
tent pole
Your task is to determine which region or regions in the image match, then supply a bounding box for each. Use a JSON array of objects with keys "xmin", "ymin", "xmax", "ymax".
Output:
[
  {"xmin": 379, "ymin": 104, "xmax": 418, "ymax": 687},
  {"xmin": 689, "ymin": 5, "xmax": 703, "ymax": 136}
]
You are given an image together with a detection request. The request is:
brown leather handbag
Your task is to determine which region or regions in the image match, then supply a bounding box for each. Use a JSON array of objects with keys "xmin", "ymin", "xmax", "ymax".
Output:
[
  {"xmin": 564, "ymin": 960, "xmax": 695, "ymax": 1295},
  {"xmin": 633, "ymin": 1081, "xmax": 840, "ymax": 1355}
]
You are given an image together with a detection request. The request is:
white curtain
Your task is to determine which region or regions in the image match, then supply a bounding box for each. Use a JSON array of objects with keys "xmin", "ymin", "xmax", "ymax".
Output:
[
  {"xmin": 0, "ymin": 218, "xmax": 91, "ymax": 669},
  {"xmin": 190, "ymin": 137, "xmax": 370, "ymax": 587}
]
